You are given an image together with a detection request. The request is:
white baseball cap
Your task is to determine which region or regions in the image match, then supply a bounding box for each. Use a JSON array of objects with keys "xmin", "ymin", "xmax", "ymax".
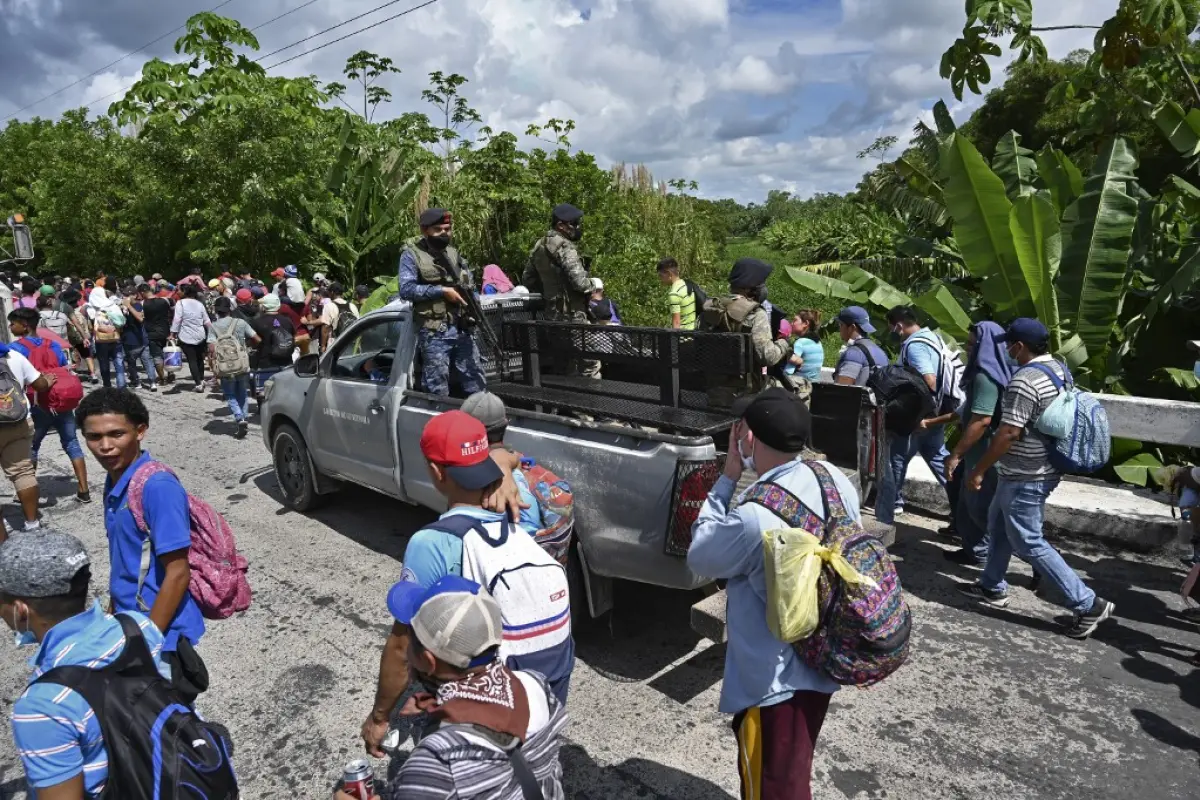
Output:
[{"xmin": 591, "ymin": 278, "xmax": 604, "ymax": 292}]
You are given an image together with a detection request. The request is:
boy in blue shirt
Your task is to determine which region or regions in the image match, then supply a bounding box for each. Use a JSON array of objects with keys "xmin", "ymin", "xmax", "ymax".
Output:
[
  {"xmin": 1, "ymin": 529, "xmax": 171, "ymax": 798},
  {"xmin": 76, "ymin": 388, "xmax": 208, "ymax": 704}
]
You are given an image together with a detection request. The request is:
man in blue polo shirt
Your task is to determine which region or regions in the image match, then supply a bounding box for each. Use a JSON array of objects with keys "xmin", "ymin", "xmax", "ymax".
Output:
[
  {"xmin": 75, "ymin": 387, "xmax": 207, "ymax": 704},
  {"xmin": 361, "ymin": 410, "xmax": 574, "ymax": 757},
  {"xmin": 832, "ymin": 305, "xmax": 888, "ymax": 386},
  {"xmin": 2, "ymin": 529, "xmax": 171, "ymax": 798}
]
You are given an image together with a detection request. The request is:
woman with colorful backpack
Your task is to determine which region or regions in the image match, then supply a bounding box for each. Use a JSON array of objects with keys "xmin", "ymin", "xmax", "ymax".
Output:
[
  {"xmin": 6, "ymin": 308, "xmax": 89, "ymax": 503},
  {"xmin": 85, "ymin": 287, "xmax": 127, "ymax": 389}
]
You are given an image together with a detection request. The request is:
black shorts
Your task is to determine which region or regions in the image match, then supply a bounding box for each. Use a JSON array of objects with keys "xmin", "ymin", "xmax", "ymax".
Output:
[
  {"xmin": 74, "ymin": 342, "xmax": 93, "ymax": 359},
  {"xmin": 148, "ymin": 338, "xmax": 168, "ymax": 360}
]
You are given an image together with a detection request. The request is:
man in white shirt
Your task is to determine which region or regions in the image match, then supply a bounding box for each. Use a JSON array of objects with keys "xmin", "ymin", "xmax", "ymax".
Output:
[{"xmin": 0, "ymin": 343, "xmax": 58, "ymax": 539}]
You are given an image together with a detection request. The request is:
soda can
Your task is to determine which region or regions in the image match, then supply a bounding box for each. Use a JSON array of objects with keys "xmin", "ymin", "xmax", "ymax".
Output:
[{"xmin": 341, "ymin": 759, "xmax": 374, "ymax": 800}]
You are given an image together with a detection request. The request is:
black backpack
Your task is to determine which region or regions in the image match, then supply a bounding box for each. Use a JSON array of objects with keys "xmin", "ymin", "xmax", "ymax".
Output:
[
  {"xmin": 857, "ymin": 343, "xmax": 935, "ymax": 436},
  {"xmin": 268, "ymin": 318, "xmax": 295, "ymax": 360},
  {"xmin": 684, "ymin": 279, "xmax": 709, "ymax": 316},
  {"xmin": 34, "ymin": 615, "xmax": 238, "ymax": 800},
  {"xmin": 331, "ymin": 300, "xmax": 355, "ymax": 339}
]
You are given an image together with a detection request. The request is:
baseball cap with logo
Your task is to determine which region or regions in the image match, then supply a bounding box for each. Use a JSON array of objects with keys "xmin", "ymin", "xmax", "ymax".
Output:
[
  {"xmin": 420, "ymin": 410, "xmax": 503, "ymax": 490},
  {"xmin": 0, "ymin": 530, "xmax": 90, "ymax": 598},
  {"xmin": 387, "ymin": 575, "xmax": 503, "ymax": 668}
]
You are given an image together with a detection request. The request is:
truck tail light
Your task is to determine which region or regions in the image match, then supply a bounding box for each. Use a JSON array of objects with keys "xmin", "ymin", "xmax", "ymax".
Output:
[{"xmin": 664, "ymin": 458, "xmax": 721, "ymax": 556}]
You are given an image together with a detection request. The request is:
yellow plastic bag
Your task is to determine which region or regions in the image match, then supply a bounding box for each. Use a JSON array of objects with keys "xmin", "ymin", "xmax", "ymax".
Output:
[{"xmin": 763, "ymin": 527, "xmax": 879, "ymax": 643}]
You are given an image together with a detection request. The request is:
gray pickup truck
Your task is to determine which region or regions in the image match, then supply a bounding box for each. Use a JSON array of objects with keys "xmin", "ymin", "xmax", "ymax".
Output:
[{"xmin": 259, "ymin": 293, "xmax": 882, "ymax": 635}]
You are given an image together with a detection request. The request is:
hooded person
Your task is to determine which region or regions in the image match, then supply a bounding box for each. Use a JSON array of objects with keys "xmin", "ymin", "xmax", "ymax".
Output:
[
  {"xmin": 396, "ymin": 209, "xmax": 487, "ymax": 397},
  {"xmin": 700, "ymin": 258, "xmax": 791, "ymax": 408},
  {"xmin": 481, "ymin": 264, "xmax": 514, "ymax": 295}
]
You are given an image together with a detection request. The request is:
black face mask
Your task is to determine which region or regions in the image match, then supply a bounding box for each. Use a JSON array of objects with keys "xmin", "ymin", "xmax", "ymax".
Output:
[
  {"xmin": 427, "ymin": 233, "xmax": 451, "ymax": 249},
  {"xmin": 561, "ymin": 222, "xmax": 583, "ymax": 242}
]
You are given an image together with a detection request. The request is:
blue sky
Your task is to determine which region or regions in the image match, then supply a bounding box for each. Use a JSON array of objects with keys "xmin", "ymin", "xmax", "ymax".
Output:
[{"xmin": 0, "ymin": 0, "xmax": 1114, "ymax": 202}]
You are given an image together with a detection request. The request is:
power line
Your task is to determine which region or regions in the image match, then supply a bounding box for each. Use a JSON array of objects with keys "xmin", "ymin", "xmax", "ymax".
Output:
[
  {"xmin": 2, "ymin": 0, "xmax": 240, "ymax": 122},
  {"xmin": 256, "ymin": 0, "xmax": 422, "ymax": 63},
  {"xmin": 263, "ymin": 0, "xmax": 441, "ymax": 70},
  {"xmin": 249, "ymin": 0, "xmax": 324, "ymax": 34}
]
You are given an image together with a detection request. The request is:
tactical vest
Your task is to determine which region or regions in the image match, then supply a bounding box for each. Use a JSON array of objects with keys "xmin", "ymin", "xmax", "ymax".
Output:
[
  {"xmin": 405, "ymin": 237, "xmax": 461, "ymax": 330},
  {"xmin": 530, "ymin": 233, "xmax": 588, "ymax": 316},
  {"xmin": 704, "ymin": 294, "xmax": 768, "ymax": 406}
]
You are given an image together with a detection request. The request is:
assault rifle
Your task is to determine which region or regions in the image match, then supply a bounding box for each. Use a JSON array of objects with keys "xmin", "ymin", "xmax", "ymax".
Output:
[{"xmin": 443, "ymin": 253, "xmax": 502, "ymax": 354}]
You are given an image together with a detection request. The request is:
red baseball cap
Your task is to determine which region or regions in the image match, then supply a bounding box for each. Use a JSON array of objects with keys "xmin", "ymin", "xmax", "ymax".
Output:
[
  {"xmin": 235, "ymin": 288, "xmax": 253, "ymax": 303},
  {"xmin": 271, "ymin": 268, "xmax": 285, "ymax": 279},
  {"xmin": 420, "ymin": 411, "xmax": 503, "ymax": 490}
]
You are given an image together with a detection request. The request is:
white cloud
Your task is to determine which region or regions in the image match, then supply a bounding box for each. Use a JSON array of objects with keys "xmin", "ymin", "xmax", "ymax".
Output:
[{"xmin": 717, "ymin": 55, "xmax": 796, "ymax": 95}]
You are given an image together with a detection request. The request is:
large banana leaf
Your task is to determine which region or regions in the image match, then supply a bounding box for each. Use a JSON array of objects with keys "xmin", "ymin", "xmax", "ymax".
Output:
[
  {"xmin": 1058, "ymin": 138, "xmax": 1138, "ymax": 357},
  {"xmin": 785, "ymin": 268, "xmax": 867, "ymax": 303},
  {"xmin": 940, "ymin": 133, "xmax": 1033, "ymax": 317},
  {"xmin": 1034, "ymin": 145, "xmax": 1083, "ymax": 220},
  {"xmin": 1058, "ymin": 333, "xmax": 1089, "ymax": 370},
  {"xmin": 1010, "ymin": 194, "xmax": 1062, "ymax": 351},
  {"xmin": 1114, "ymin": 452, "xmax": 1165, "ymax": 487},
  {"xmin": 933, "ymin": 100, "xmax": 956, "ymax": 138},
  {"xmin": 1150, "ymin": 99, "xmax": 1200, "ymax": 158},
  {"xmin": 913, "ymin": 283, "xmax": 972, "ymax": 342},
  {"xmin": 327, "ymin": 116, "xmax": 359, "ymax": 191},
  {"xmin": 840, "ymin": 265, "xmax": 912, "ymax": 309},
  {"xmin": 993, "ymin": 131, "xmax": 1039, "ymax": 201}
]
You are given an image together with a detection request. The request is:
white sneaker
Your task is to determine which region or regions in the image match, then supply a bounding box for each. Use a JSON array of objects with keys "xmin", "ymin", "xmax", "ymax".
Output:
[{"xmin": 23, "ymin": 519, "xmax": 41, "ymax": 532}]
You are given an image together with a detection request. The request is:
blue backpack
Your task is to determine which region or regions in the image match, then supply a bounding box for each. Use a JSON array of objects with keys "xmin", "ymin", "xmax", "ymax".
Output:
[{"xmin": 1026, "ymin": 362, "xmax": 1111, "ymax": 474}]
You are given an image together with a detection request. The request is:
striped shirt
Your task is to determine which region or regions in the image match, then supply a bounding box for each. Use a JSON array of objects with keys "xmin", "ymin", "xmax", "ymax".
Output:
[
  {"xmin": 385, "ymin": 671, "xmax": 567, "ymax": 800},
  {"xmin": 998, "ymin": 355, "xmax": 1067, "ymax": 480},
  {"xmin": 666, "ymin": 279, "xmax": 697, "ymax": 330},
  {"xmin": 12, "ymin": 602, "xmax": 169, "ymax": 796}
]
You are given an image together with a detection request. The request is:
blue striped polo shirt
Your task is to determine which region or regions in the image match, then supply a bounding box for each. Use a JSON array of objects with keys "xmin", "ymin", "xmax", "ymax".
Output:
[{"xmin": 12, "ymin": 602, "xmax": 170, "ymax": 796}]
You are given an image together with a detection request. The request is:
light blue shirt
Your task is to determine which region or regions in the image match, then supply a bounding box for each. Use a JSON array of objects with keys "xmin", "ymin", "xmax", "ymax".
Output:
[
  {"xmin": 688, "ymin": 460, "xmax": 855, "ymax": 713},
  {"xmin": 899, "ymin": 327, "xmax": 941, "ymax": 378},
  {"xmin": 785, "ymin": 338, "xmax": 825, "ymax": 381},
  {"xmin": 13, "ymin": 603, "xmax": 170, "ymax": 796},
  {"xmin": 397, "ymin": 248, "xmax": 446, "ymax": 304}
]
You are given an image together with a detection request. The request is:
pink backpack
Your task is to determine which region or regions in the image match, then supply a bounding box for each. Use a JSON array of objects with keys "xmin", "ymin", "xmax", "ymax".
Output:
[{"xmin": 128, "ymin": 461, "xmax": 251, "ymax": 620}]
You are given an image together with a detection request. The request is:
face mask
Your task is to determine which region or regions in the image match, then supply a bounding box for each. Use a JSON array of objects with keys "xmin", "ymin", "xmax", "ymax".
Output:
[
  {"xmin": 1006, "ymin": 345, "xmax": 1021, "ymax": 366},
  {"xmin": 737, "ymin": 436, "xmax": 756, "ymax": 473},
  {"xmin": 428, "ymin": 233, "xmax": 451, "ymax": 249},
  {"xmin": 757, "ymin": 285, "xmax": 769, "ymax": 303},
  {"xmin": 564, "ymin": 223, "xmax": 583, "ymax": 242},
  {"xmin": 11, "ymin": 608, "xmax": 34, "ymax": 648},
  {"xmin": 889, "ymin": 327, "xmax": 903, "ymax": 344}
]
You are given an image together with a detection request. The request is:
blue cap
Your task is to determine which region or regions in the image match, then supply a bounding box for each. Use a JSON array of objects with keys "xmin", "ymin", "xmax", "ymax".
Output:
[
  {"xmin": 387, "ymin": 575, "xmax": 503, "ymax": 669},
  {"xmin": 837, "ymin": 306, "xmax": 876, "ymax": 334},
  {"xmin": 998, "ymin": 317, "xmax": 1049, "ymax": 348},
  {"xmin": 387, "ymin": 574, "xmax": 484, "ymax": 625},
  {"xmin": 284, "ymin": 265, "xmax": 299, "ymax": 278}
]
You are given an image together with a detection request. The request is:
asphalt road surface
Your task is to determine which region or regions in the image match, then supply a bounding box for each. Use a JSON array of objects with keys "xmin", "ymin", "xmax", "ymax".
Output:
[{"xmin": 0, "ymin": 386, "xmax": 1198, "ymax": 799}]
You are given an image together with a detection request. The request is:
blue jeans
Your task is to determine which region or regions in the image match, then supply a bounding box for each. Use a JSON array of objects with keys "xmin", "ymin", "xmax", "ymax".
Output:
[
  {"xmin": 876, "ymin": 426, "xmax": 949, "ymax": 525},
  {"xmin": 220, "ymin": 375, "xmax": 250, "ymax": 422},
  {"xmin": 124, "ymin": 343, "xmax": 156, "ymax": 386},
  {"xmin": 980, "ymin": 478, "xmax": 1096, "ymax": 613},
  {"xmin": 957, "ymin": 465, "xmax": 997, "ymax": 561},
  {"xmin": 95, "ymin": 341, "xmax": 126, "ymax": 388},
  {"xmin": 31, "ymin": 406, "xmax": 84, "ymax": 462}
]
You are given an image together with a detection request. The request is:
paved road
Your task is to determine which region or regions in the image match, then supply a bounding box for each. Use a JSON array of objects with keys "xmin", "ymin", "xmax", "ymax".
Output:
[{"xmin": 0, "ymin": 387, "xmax": 1198, "ymax": 799}]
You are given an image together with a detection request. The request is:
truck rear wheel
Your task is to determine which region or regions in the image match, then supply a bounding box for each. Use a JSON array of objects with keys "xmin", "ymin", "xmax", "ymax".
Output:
[{"xmin": 273, "ymin": 423, "xmax": 324, "ymax": 512}]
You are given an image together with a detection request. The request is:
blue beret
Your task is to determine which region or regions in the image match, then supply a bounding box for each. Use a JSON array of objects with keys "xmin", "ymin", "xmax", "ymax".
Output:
[
  {"xmin": 420, "ymin": 208, "xmax": 451, "ymax": 228},
  {"xmin": 729, "ymin": 257, "xmax": 773, "ymax": 288},
  {"xmin": 552, "ymin": 203, "xmax": 584, "ymax": 223}
]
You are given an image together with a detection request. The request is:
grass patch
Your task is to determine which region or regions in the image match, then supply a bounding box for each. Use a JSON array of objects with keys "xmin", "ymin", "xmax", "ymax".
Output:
[{"xmin": 721, "ymin": 236, "xmax": 846, "ymax": 366}]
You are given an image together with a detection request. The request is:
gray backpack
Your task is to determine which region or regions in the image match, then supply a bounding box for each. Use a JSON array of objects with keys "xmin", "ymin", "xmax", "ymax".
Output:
[
  {"xmin": 212, "ymin": 321, "xmax": 250, "ymax": 378},
  {"xmin": 0, "ymin": 357, "xmax": 30, "ymax": 424}
]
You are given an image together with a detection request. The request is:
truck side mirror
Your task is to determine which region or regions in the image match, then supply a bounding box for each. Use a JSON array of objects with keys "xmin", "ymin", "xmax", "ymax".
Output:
[
  {"xmin": 10, "ymin": 224, "xmax": 33, "ymax": 261},
  {"xmin": 294, "ymin": 353, "xmax": 320, "ymax": 378}
]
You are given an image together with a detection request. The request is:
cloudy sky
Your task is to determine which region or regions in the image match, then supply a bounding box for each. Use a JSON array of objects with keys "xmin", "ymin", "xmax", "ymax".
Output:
[{"xmin": 0, "ymin": 0, "xmax": 1115, "ymax": 202}]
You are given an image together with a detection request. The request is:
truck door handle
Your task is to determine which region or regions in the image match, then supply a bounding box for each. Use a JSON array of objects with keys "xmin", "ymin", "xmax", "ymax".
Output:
[{"xmin": 368, "ymin": 401, "xmax": 384, "ymax": 415}]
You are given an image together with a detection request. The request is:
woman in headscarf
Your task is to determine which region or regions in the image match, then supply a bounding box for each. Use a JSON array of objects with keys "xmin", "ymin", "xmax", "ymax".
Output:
[
  {"xmin": 481, "ymin": 264, "xmax": 514, "ymax": 295},
  {"xmin": 943, "ymin": 321, "xmax": 1013, "ymax": 566},
  {"xmin": 85, "ymin": 286, "xmax": 127, "ymax": 388}
]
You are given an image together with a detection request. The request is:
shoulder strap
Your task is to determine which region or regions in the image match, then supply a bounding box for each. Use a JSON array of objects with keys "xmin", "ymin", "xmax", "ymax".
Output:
[
  {"xmin": 1025, "ymin": 361, "xmax": 1071, "ymax": 390},
  {"xmin": 424, "ymin": 514, "xmax": 509, "ymax": 546},
  {"xmin": 741, "ymin": 481, "xmax": 822, "ymax": 533},
  {"xmin": 127, "ymin": 460, "xmax": 175, "ymax": 533},
  {"xmin": 35, "ymin": 613, "xmax": 160, "ymax": 694},
  {"xmin": 852, "ymin": 340, "xmax": 879, "ymax": 369},
  {"xmin": 509, "ymin": 746, "xmax": 546, "ymax": 800},
  {"xmin": 804, "ymin": 461, "xmax": 851, "ymax": 528}
]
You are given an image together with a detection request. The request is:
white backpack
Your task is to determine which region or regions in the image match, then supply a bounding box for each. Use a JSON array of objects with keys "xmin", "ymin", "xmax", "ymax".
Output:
[
  {"xmin": 901, "ymin": 330, "xmax": 966, "ymax": 415},
  {"xmin": 425, "ymin": 514, "xmax": 571, "ymax": 659}
]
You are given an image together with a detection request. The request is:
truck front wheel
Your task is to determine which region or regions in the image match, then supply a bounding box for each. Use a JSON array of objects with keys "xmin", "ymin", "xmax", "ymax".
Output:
[{"xmin": 273, "ymin": 423, "xmax": 324, "ymax": 512}]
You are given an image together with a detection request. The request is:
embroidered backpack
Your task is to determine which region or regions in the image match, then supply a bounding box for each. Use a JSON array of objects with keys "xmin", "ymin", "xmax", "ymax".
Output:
[
  {"xmin": 742, "ymin": 462, "xmax": 911, "ymax": 686},
  {"xmin": 128, "ymin": 461, "xmax": 251, "ymax": 620}
]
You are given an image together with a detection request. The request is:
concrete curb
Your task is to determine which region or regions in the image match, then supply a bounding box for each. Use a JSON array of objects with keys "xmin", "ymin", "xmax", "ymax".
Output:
[{"xmin": 897, "ymin": 458, "xmax": 1182, "ymax": 553}]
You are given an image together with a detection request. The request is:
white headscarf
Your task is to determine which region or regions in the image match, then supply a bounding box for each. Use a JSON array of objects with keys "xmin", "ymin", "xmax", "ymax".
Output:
[{"xmin": 87, "ymin": 286, "xmax": 119, "ymax": 315}]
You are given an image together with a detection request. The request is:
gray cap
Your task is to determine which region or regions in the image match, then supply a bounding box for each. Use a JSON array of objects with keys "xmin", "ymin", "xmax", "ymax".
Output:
[
  {"xmin": 461, "ymin": 392, "xmax": 507, "ymax": 432},
  {"xmin": 0, "ymin": 531, "xmax": 90, "ymax": 598}
]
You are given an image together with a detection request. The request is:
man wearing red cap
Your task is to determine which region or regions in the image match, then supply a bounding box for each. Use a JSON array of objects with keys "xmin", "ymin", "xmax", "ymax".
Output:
[
  {"xmin": 361, "ymin": 411, "xmax": 573, "ymax": 757},
  {"xmin": 398, "ymin": 209, "xmax": 486, "ymax": 397}
]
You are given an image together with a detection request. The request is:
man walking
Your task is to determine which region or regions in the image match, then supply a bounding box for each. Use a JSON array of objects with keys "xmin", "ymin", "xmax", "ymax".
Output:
[
  {"xmin": 960, "ymin": 318, "xmax": 1116, "ymax": 639},
  {"xmin": 76, "ymin": 388, "xmax": 209, "ymax": 700},
  {"xmin": 398, "ymin": 209, "xmax": 486, "ymax": 396},
  {"xmin": 874, "ymin": 306, "xmax": 953, "ymax": 526},
  {"xmin": 832, "ymin": 306, "xmax": 887, "ymax": 386},
  {"xmin": 2, "ymin": 530, "xmax": 175, "ymax": 798},
  {"xmin": 362, "ymin": 411, "xmax": 573, "ymax": 756},
  {"xmin": 688, "ymin": 388, "xmax": 852, "ymax": 800},
  {"xmin": 522, "ymin": 203, "xmax": 599, "ymax": 378}
]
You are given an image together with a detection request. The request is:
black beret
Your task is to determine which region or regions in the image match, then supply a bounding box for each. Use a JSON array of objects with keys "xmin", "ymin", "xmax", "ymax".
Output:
[
  {"xmin": 419, "ymin": 208, "xmax": 452, "ymax": 228},
  {"xmin": 735, "ymin": 388, "xmax": 811, "ymax": 453},
  {"xmin": 729, "ymin": 257, "xmax": 773, "ymax": 289},
  {"xmin": 552, "ymin": 203, "xmax": 584, "ymax": 224}
]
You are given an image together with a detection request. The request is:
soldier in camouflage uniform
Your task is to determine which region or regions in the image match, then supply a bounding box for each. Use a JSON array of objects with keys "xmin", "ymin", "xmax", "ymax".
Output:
[
  {"xmin": 522, "ymin": 203, "xmax": 601, "ymax": 379},
  {"xmin": 398, "ymin": 208, "xmax": 486, "ymax": 396},
  {"xmin": 700, "ymin": 258, "xmax": 795, "ymax": 409}
]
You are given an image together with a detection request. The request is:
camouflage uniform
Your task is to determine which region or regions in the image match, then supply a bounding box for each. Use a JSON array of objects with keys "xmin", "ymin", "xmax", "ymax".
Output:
[
  {"xmin": 398, "ymin": 236, "xmax": 486, "ymax": 396},
  {"xmin": 523, "ymin": 230, "xmax": 601, "ymax": 379},
  {"xmin": 703, "ymin": 294, "xmax": 791, "ymax": 408}
]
